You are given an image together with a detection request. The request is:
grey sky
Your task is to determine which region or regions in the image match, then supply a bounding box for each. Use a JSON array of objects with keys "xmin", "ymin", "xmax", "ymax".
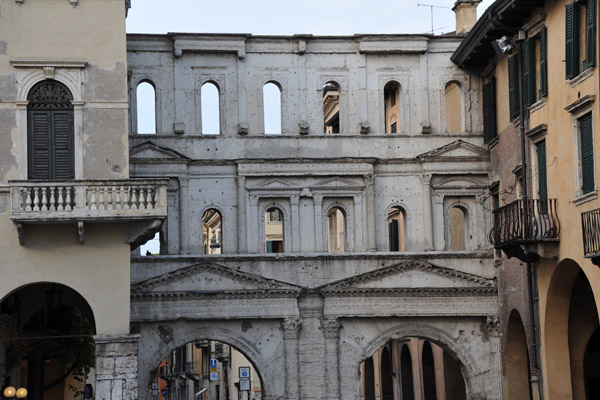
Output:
[{"xmin": 126, "ymin": 0, "xmax": 494, "ymax": 36}]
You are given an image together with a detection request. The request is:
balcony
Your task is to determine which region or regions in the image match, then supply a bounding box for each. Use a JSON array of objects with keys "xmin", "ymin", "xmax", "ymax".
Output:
[
  {"xmin": 9, "ymin": 179, "xmax": 168, "ymax": 246},
  {"xmin": 489, "ymin": 198, "xmax": 560, "ymax": 262},
  {"xmin": 582, "ymin": 208, "xmax": 600, "ymax": 266}
]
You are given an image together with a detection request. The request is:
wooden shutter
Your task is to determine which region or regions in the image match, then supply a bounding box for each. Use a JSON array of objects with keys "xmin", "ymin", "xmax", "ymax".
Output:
[
  {"xmin": 508, "ymin": 55, "xmax": 519, "ymax": 120},
  {"xmin": 540, "ymin": 26, "xmax": 548, "ymax": 97},
  {"xmin": 566, "ymin": 2, "xmax": 580, "ymax": 79},
  {"xmin": 28, "ymin": 111, "xmax": 51, "ymax": 180},
  {"xmin": 483, "ymin": 82, "xmax": 491, "ymax": 143},
  {"xmin": 536, "ymin": 140, "xmax": 548, "ymax": 201},
  {"xmin": 523, "ymin": 37, "xmax": 536, "ymax": 107},
  {"xmin": 52, "ymin": 110, "xmax": 74, "ymax": 180},
  {"xmin": 400, "ymin": 346, "xmax": 415, "ymax": 400},
  {"xmin": 580, "ymin": 113, "xmax": 595, "ymax": 194},
  {"xmin": 587, "ymin": 0, "xmax": 596, "ymax": 68}
]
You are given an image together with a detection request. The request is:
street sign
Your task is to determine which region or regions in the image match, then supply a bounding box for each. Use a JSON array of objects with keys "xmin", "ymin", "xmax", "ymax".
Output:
[
  {"xmin": 210, "ymin": 358, "xmax": 218, "ymax": 369},
  {"xmin": 239, "ymin": 366, "xmax": 251, "ymax": 379},
  {"xmin": 210, "ymin": 372, "xmax": 218, "ymax": 381},
  {"xmin": 239, "ymin": 379, "xmax": 250, "ymax": 391},
  {"xmin": 152, "ymin": 383, "xmax": 158, "ymax": 390}
]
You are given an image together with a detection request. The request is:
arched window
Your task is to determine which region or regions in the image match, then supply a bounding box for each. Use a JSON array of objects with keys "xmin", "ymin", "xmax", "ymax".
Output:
[
  {"xmin": 445, "ymin": 81, "xmax": 462, "ymax": 133},
  {"xmin": 263, "ymin": 82, "xmax": 282, "ymax": 134},
  {"xmin": 136, "ymin": 81, "xmax": 156, "ymax": 134},
  {"xmin": 380, "ymin": 347, "xmax": 394, "ymax": 400},
  {"xmin": 202, "ymin": 209, "xmax": 222, "ymax": 254},
  {"xmin": 201, "ymin": 82, "xmax": 220, "ymax": 135},
  {"xmin": 363, "ymin": 357, "xmax": 375, "ymax": 400},
  {"xmin": 400, "ymin": 345, "xmax": 415, "ymax": 400},
  {"xmin": 27, "ymin": 79, "xmax": 74, "ymax": 180},
  {"xmin": 323, "ymin": 82, "xmax": 340, "ymax": 134},
  {"xmin": 327, "ymin": 207, "xmax": 345, "ymax": 252},
  {"xmin": 422, "ymin": 341, "xmax": 437, "ymax": 400},
  {"xmin": 265, "ymin": 207, "xmax": 284, "ymax": 253},
  {"xmin": 449, "ymin": 206, "xmax": 467, "ymax": 251},
  {"xmin": 388, "ymin": 206, "xmax": 406, "ymax": 251},
  {"xmin": 384, "ymin": 81, "xmax": 400, "ymax": 134}
]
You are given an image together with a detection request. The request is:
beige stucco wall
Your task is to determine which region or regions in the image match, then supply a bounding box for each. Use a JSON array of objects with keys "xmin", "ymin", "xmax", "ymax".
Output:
[{"xmin": 0, "ymin": 217, "xmax": 131, "ymax": 334}]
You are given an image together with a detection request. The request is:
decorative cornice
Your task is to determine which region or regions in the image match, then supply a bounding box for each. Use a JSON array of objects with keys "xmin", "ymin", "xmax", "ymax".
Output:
[
  {"xmin": 131, "ymin": 289, "xmax": 301, "ymax": 301},
  {"xmin": 565, "ymin": 95, "xmax": 595, "ymax": 114},
  {"xmin": 10, "ymin": 60, "xmax": 87, "ymax": 69},
  {"xmin": 321, "ymin": 287, "xmax": 497, "ymax": 297}
]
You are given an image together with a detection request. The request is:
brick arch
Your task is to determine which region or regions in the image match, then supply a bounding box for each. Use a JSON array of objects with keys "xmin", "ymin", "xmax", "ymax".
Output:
[{"xmin": 136, "ymin": 320, "xmax": 285, "ymax": 400}]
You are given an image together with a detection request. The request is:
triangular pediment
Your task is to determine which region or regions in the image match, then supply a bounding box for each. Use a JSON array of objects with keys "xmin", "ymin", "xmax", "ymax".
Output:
[
  {"xmin": 417, "ymin": 140, "xmax": 489, "ymax": 161},
  {"xmin": 131, "ymin": 263, "xmax": 302, "ymax": 294},
  {"xmin": 319, "ymin": 260, "xmax": 495, "ymax": 292},
  {"xmin": 130, "ymin": 142, "xmax": 189, "ymax": 161},
  {"xmin": 312, "ymin": 177, "xmax": 361, "ymax": 187},
  {"xmin": 254, "ymin": 179, "xmax": 293, "ymax": 189}
]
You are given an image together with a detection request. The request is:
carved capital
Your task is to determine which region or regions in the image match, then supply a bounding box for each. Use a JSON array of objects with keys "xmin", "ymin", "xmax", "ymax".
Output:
[
  {"xmin": 281, "ymin": 317, "xmax": 302, "ymax": 339},
  {"xmin": 486, "ymin": 315, "xmax": 500, "ymax": 336},
  {"xmin": 320, "ymin": 318, "xmax": 341, "ymax": 339}
]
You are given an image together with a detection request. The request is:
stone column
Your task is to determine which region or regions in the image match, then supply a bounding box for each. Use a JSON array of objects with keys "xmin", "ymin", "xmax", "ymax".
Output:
[
  {"xmin": 281, "ymin": 318, "xmax": 302, "ymax": 400},
  {"xmin": 320, "ymin": 318, "xmax": 341, "ymax": 400},
  {"xmin": 249, "ymin": 195, "xmax": 259, "ymax": 253},
  {"xmin": 236, "ymin": 174, "xmax": 247, "ymax": 252},
  {"xmin": 313, "ymin": 195, "xmax": 324, "ymax": 252},
  {"xmin": 291, "ymin": 195, "xmax": 300, "ymax": 252},
  {"xmin": 486, "ymin": 316, "xmax": 503, "ymax": 400},
  {"xmin": 364, "ymin": 174, "xmax": 377, "ymax": 251},
  {"xmin": 421, "ymin": 173, "xmax": 434, "ymax": 251},
  {"xmin": 94, "ymin": 334, "xmax": 140, "ymax": 400},
  {"xmin": 179, "ymin": 177, "xmax": 191, "ymax": 254}
]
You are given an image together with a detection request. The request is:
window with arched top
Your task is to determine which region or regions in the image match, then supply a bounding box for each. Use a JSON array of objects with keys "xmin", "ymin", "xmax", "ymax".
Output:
[
  {"xmin": 449, "ymin": 206, "xmax": 467, "ymax": 251},
  {"xmin": 263, "ymin": 82, "xmax": 282, "ymax": 134},
  {"xmin": 201, "ymin": 82, "xmax": 220, "ymax": 135},
  {"xmin": 384, "ymin": 81, "xmax": 401, "ymax": 134},
  {"xmin": 136, "ymin": 81, "xmax": 156, "ymax": 134},
  {"xmin": 445, "ymin": 81, "xmax": 462, "ymax": 133},
  {"xmin": 422, "ymin": 341, "xmax": 437, "ymax": 400},
  {"xmin": 380, "ymin": 347, "xmax": 394, "ymax": 400},
  {"xmin": 327, "ymin": 207, "xmax": 346, "ymax": 252},
  {"xmin": 400, "ymin": 345, "xmax": 415, "ymax": 400},
  {"xmin": 265, "ymin": 207, "xmax": 284, "ymax": 253},
  {"xmin": 27, "ymin": 79, "xmax": 74, "ymax": 180},
  {"xmin": 388, "ymin": 206, "xmax": 406, "ymax": 251},
  {"xmin": 202, "ymin": 209, "xmax": 222, "ymax": 254},
  {"xmin": 363, "ymin": 357, "xmax": 375, "ymax": 400},
  {"xmin": 323, "ymin": 82, "xmax": 340, "ymax": 134}
]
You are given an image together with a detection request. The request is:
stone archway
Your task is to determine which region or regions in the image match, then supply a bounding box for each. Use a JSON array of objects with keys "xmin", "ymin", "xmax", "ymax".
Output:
[
  {"xmin": 136, "ymin": 320, "xmax": 286, "ymax": 400},
  {"xmin": 505, "ymin": 310, "xmax": 532, "ymax": 400},
  {"xmin": 340, "ymin": 319, "xmax": 499, "ymax": 400},
  {"xmin": 544, "ymin": 259, "xmax": 600, "ymax": 400}
]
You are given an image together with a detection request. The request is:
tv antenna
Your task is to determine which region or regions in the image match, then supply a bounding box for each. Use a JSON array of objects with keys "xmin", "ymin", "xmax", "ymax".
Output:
[{"xmin": 417, "ymin": 3, "xmax": 451, "ymax": 34}]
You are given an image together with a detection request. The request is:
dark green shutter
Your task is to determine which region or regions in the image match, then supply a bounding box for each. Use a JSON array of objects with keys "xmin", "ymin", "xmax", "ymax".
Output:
[
  {"xmin": 483, "ymin": 79, "xmax": 497, "ymax": 143},
  {"xmin": 540, "ymin": 26, "xmax": 548, "ymax": 97},
  {"xmin": 491, "ymin": 77, "xmax": 497, "ymax": 139},
  {"xmin": 29, "ymin": 111, "xmax": 51, "ymax": 180},
  {"xmin": 566, "ymin": 2, "xmax": 580, "ymax": 79},
  {"xmin": 536, "ymin": 140, "xmax": 548, "ymax": 201},
  {"xmin": 52, "ymin": 110, "xmax": 74, "ymax": 180},
  {"xmin": 508, "ymin": 55, "xmax": 519, "ymax": 120},
  {"xmin": 523, "ymin": 38, "xmax": 537, "ymax": 107},
  {"xmin": 580, "ymin": 113, "xmax": 595, "ymax": 194},
  {"xmin": 587, "ymin": 0, "xmax": 596, "ymax": 67}
]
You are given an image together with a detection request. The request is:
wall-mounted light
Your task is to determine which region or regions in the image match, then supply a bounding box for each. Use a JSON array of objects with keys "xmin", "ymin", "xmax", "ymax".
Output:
[{"xmin": 491, "ymin": 36, "xmax": 515, "ymax": 58}]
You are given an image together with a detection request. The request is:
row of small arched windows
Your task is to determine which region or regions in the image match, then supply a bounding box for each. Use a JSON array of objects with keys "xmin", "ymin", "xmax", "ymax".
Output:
[
  {"xmin": 200, "ymin": 204, "xmax": 468, "ymax": 254},
  {"xmin": 136, "ymin": 80, "xmax": 464, "ymax": 135}
]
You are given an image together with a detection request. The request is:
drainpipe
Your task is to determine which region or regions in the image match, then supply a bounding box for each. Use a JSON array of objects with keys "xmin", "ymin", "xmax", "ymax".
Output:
[{"xmin": 517, "ymin": 36, "xmax": 544, "ymax": 400}]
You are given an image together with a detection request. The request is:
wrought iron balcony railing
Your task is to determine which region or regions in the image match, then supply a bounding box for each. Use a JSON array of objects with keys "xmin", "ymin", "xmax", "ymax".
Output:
[
  {"xmin": 582, "ymin": 208, "xmax": 600, "ymax": 262},
  {"xmin": 9, "ymin": 179, "xmax": 168, "ymax": 223},
  {"xmin": 489, "ymin": 198, "xmax": 560, "ymax": 247}
]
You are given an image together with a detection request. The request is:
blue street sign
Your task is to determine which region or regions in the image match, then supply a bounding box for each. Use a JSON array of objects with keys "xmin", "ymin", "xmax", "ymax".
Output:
[{"xmin": 210, "ymin": 358, "xmax": 218, "ymax": 369}]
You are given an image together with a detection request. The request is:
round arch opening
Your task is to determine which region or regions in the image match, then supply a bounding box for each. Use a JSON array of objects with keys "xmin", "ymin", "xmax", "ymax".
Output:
[
  {"xmin": 151, "ymin": 339, "xmax": 264, "ymax": 400},
  {"xmin": 0, "ymin": 282, "xmax": 96, "ymax": 400},
  {"xmin": 359, "ymin": 336, "xmax": 467, "ymax": 400}
]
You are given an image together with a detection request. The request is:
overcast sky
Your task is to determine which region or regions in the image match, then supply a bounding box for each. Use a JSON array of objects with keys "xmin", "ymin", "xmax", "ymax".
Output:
[{"xmin": 126, "ymin": 0, "xmax": 494, "ymax": 36}]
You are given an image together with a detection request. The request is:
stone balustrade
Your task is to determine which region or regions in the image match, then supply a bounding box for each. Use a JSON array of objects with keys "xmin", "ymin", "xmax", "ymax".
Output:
[{"xmin": 9, "ymin": 179, "xmax": 168, "ymax": 223}]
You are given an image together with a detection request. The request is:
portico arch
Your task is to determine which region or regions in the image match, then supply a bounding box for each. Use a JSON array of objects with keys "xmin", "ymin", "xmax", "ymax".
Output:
[
  {"xmin": 544, "ymin": 259, "xmax": 600, "ymax": 400},
  {"xmin": 136, "ymin": 320, "xmax": 285, "ymax": 400},
  {"xmin": 505, "ymin": 309, "xmax": 532, "ymax": 400}
]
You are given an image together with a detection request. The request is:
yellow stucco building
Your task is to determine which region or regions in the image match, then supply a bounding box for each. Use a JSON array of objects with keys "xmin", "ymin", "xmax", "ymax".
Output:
[{"xmin": 454, "ymin": 0, "xmax": 600, "ymax": 398}]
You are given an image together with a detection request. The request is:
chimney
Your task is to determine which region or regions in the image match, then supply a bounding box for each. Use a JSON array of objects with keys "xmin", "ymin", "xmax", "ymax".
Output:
[{"xmin": 452, "ymin": 0, "xmax": 481, "ymax": 35}]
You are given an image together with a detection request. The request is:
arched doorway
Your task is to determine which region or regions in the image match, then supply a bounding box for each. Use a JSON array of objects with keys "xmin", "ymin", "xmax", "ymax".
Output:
[
  {"xmin": 545, "ymin": 260, "xmax": 600, "ymax": 399},
  {"xmin": 0, "ymin": 283, "xmax": 96, "ymax": 400},
  {"xmin": 505, "ymin": 310, "xmax": 532, "ymax": 400},
  {"xmin": 151, "ymin": 339, "xmax": 263, "ymax": 400}
]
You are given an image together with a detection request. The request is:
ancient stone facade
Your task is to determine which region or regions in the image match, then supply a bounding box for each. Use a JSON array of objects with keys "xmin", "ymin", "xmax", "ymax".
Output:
[{"xmin": 128, "ymin": 33, "xmax": 501, "ymax": 399}]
